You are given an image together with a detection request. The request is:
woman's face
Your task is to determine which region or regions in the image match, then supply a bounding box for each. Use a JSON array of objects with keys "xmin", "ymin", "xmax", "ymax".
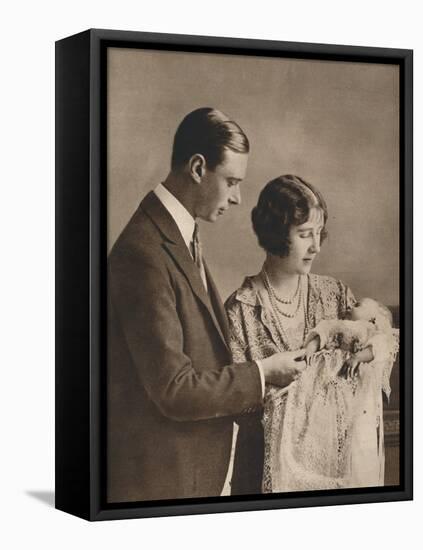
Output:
[{"xmin": 279, "ymin": 207, "xmax": 324, "ymax": 275}]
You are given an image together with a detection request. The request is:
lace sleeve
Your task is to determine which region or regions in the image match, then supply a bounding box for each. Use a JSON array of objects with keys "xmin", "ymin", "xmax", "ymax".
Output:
[
  {"xmin": 368, "ymin": 328, "xmax": 400, "ymax": 399},
  {"xmin": 307, "ymin": 275, "xmax": 357, "ymax": 324},
  {"xmin": 226, "ymin": 299, "xmax": 249, "ymax": 363},
  {"xmin": 339, "ymin": 282, "xmax": 356, "ymax": 318}
]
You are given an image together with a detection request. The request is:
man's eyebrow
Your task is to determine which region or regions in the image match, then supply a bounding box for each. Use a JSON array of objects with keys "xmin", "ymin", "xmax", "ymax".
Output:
[{"xmin": 227, "ymin": 177, "xmax": 242, "ymax": 182}]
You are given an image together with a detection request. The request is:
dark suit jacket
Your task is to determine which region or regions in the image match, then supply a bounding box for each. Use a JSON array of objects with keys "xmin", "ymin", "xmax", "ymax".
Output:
[{"xmin": 107, "ymin": 192, "xmax": 263, "ymax": 503}]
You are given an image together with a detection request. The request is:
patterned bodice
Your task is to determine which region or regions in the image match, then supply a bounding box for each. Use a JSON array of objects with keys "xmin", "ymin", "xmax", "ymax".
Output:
[{"xmin": 225, "ymin": 272, "xmax": 356, "ymax": 363}]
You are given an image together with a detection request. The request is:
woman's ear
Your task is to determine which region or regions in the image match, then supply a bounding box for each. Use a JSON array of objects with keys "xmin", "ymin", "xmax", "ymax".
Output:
[{"xmin": 188, "ymin": 154, "xmax": 206, "ymax": 184}]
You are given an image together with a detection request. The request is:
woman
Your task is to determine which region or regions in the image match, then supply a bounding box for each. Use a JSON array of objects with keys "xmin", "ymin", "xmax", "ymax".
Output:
[{"xmin": 225, "ymin": 175, "xmax": 397, "ymax": 494}]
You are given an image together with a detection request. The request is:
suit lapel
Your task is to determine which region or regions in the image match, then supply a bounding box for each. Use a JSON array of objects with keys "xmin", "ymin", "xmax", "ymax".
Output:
[
  {"xmin": 203, "ymin": 260, "xmax": 231, "ymax": 347},
  {"xmin": 141, "ymin": 191, "xmax": 229, "ymax": 351}
]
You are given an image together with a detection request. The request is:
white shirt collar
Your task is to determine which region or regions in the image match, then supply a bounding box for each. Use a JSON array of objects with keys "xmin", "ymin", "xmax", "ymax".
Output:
[{"xmin": 153, "ymin": 183, "xmax": 196, "ymax": 251}]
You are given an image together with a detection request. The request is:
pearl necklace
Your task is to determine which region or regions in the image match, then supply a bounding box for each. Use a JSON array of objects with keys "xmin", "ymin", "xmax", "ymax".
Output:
[
  {"xmin": 262, "ymin": 270, "xmax": 303, "ymax": 318},
  {"xmin": 262, "ymin": 272, "xmax": 310, "ymax": 351},
  {"xmin": 267, "ymin": 271, "xmax": 301, "ymax": 305}
]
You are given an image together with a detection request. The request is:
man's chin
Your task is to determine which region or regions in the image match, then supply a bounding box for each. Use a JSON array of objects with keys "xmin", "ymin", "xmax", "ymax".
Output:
[
  {"xmin": 207, "ymin": 212, "xmax": 221, "ymax": 222},
  {"xmin": 200, "ymin": 210, "xmax": 226, "ymax": 222},
  {"xmin": 197, "ymin": 213, "xmax": 217, "ymax": 223}
]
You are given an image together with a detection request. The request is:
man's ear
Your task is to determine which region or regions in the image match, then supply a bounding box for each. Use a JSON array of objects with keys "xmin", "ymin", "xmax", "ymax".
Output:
[{"xmin": 188, "ymin": 154, "xmax": 206, "ymax": 184}]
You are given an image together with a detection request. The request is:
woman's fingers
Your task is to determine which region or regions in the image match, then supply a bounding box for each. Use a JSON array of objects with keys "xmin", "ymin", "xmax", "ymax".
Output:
[
  {"xmin": 293, "ymin": 348, "xmax": 306, "ymax": 361},
  {"xmin": 346, "ymin": 361, "xmax": 360, "ymax": 379},
  {"xmin": 338, "ymin": 362, "xmax": 348, "ymax": 378}
]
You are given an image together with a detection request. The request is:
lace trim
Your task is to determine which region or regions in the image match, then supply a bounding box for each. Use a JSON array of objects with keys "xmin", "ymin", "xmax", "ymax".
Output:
[
  {"xmin": 368, "ymin": 328, "xmax": 400, "ymax": 400},
  {"xmin": 273, "ymin": 350, "xmax": 357, "ymax": 491}
]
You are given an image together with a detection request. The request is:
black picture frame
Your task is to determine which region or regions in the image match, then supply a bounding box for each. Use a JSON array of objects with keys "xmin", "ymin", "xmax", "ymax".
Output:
[{"xmin": 55, "ymin": 28, "xmax": 413, "ymax": 521}]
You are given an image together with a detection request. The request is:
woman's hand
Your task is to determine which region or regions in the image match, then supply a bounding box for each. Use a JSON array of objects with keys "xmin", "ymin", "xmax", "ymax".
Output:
[
  {"xmin": 339, "ymin": 346, "xmax": 374, "ymax": 379},
  {"xmin": 305, "ymin": 337, "xmax": 320, "ymax": 365},
  {"xmin": 340, "ymin": 356, "xmax": 361, "ymax": 379},
  {"xmin": 260, "ymin": 349, "xmax": 306, "ymax": 387}
]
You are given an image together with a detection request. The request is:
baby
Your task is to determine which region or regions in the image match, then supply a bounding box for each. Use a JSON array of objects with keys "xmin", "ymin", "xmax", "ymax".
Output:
[{"xmin": 304, "ymin": 297, "xmax": 393, "ymax": 378}]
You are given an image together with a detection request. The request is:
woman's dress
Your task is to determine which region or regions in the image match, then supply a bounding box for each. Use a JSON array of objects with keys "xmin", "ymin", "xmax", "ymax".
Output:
[{"xmin": 225, "ymin": 273, "xmax": 399, "ymax": 493}]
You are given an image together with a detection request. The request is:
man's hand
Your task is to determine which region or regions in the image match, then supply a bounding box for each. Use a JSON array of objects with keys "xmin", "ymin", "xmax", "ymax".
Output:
[{"xmin": 260, "ymin": 349, "xmax": 306, "ymax": 387}]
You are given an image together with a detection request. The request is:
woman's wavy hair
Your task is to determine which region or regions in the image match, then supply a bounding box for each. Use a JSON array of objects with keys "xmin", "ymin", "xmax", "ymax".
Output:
[{"xmin": 251, "ymin": 174, "xmax": 328, "ymax": 257}]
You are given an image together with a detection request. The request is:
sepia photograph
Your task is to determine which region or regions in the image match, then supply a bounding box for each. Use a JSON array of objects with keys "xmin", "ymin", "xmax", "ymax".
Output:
[
  {"xmin": 2, "ymin": 0, "xmax": 420, "ymax": 545},
  {"xmin": 106, "ymin": 45, "xmax": 402, "ymax": 504},
  {"xmin": 4, "ymin": 0, "xmax": 421, "ymax": 544}
]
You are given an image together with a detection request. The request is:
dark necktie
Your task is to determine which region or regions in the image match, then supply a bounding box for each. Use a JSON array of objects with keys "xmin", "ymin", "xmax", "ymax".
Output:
[{"xmin": 192, "ymin": 223, "xmax": 208, "ymax": 290}]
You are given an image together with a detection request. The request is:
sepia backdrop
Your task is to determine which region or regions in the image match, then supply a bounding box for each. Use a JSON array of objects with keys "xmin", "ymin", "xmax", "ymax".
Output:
[{"xmin": 107, "ymin": 47, "xmax": 399, "ymax": 307}]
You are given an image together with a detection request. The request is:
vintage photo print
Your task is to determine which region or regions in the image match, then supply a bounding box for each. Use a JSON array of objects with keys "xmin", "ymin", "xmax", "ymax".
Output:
[{"xmin": 106, "ymin": 46, "xmax": 400, "ymax": 504}]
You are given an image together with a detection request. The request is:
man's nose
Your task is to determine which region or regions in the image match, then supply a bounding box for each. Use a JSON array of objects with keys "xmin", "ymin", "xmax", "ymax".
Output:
[{"xmin": 229, "ymin": 185, "xmax": 241, "ymax": 205}]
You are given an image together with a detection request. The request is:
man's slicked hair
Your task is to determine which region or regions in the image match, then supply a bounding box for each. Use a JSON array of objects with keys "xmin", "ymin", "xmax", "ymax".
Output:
[{"xmin": 171, "ymin": 107, "xmax": 250, "ymax": 171}]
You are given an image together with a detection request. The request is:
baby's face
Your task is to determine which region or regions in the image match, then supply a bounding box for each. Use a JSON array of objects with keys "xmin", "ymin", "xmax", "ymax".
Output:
[{"xmin": 349, "ymin": 298, "xmax": 379, "ymax": 322}]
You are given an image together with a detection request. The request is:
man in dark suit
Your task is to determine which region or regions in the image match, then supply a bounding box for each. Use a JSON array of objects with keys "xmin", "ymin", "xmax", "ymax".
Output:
[{"xmin": 107, "ymin": 108, "xmax": 305, "ymax": 502}]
